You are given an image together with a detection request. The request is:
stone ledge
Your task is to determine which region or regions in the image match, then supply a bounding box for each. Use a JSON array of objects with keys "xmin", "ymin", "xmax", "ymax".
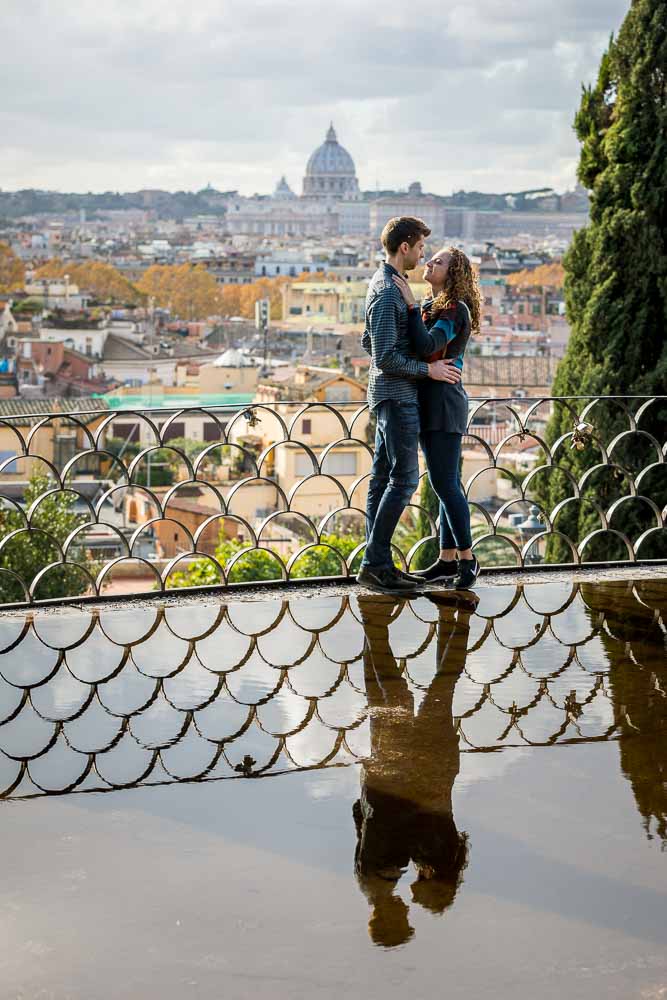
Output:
[{"xmin": 2, "ymin": 562, "xmax": 666, "ymax": 619}]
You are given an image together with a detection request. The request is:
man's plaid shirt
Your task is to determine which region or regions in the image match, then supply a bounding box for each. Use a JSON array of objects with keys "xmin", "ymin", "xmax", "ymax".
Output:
[{"xmin": 361, "ymin": 262, "xmax": 430, "ymax": 411}]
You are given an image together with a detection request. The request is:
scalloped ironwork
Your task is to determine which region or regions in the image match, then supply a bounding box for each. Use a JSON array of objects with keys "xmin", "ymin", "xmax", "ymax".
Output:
[{"xmin": 0, "ymin": 396, "xmax": 663, "ymax": 606}]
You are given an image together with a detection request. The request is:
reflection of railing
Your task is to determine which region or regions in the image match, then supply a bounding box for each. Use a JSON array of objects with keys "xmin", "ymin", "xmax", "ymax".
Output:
[
  {"xmin": 0, "ymin": 579, "xmax": 663, "ymax": 801},
  {"xmin": 0, "ymin": 395, "xmax": 664, "ymax": 605}
]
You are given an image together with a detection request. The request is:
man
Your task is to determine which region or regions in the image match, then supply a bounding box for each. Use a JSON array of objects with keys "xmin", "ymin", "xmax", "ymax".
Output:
[{"xmin": 357, "ymin": 216, "xmax": 462, "ymax": 594}]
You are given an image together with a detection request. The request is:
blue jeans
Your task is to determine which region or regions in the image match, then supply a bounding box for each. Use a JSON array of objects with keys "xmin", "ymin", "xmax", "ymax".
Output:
[
  {"xmin": 363, "ymin": 400, "xmax": 420, "ymax": 569},
  {"xmin": 420, "ymin": 431, "xmax": 472, "ymax": 550}
]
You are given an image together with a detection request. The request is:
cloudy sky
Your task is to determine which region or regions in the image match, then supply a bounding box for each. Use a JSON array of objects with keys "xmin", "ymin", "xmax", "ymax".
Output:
[{"xmin": 2, "ymin": 0, "xmax": 628, "ymax": 196}]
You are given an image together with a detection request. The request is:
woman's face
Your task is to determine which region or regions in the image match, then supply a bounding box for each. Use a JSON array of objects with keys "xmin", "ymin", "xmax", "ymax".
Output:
[{"xmin": 423, "ymin": 249, "xmax": 451, "ymax": 289}]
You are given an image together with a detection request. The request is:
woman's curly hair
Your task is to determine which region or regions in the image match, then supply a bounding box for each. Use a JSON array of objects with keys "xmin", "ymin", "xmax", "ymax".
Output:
[{"xmin": 432, "ymin": 247, "xmax": 481, "ymax": 334}]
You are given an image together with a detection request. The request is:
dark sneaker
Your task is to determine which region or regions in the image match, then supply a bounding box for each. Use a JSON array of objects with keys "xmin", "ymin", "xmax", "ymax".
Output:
[
  {"xmin": 393, "ymin": 566, "xmax": 423, "ymax": 583},
  {"xmin": 450, "ymin": 557, "xmax": 480, "ymax": 590},
  {"xmin": 411, "ymin": 559, "xmax": 458, "ymax": 583},
  {"xmin": 357, "ymin": 565, "xmax": 421, "ymax": 595}
]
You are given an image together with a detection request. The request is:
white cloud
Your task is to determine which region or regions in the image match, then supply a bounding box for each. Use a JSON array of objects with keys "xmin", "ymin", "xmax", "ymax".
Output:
[{"xmin": 0, "ymin": 0, "xmax": 629, "ymax": 194}]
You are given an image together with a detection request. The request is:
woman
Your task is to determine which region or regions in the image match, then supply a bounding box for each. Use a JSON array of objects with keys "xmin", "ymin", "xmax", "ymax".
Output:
[{"xmin": 393, "ymin": 247, "xmax": 481, "ymax": 588}]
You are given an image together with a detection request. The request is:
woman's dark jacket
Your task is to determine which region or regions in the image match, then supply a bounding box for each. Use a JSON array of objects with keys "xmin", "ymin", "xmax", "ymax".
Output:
[{"xmin": 408, "ymin": 299, "xmax": 471, "ymax": 435}]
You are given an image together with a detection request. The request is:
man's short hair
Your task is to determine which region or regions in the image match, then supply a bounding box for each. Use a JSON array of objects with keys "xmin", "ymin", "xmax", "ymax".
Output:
[{"xmin": 381, "ymin": 216, "xmax": 431, "ymax": 254}]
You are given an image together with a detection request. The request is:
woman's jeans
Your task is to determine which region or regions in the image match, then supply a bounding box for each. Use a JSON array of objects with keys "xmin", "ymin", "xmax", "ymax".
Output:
[
  {"xmin": 420, "ymin": 431, "xmax": 472, "ymax": 551},
  {"xmin": 363, "ymin": 400, "xmax": 420, "ymax": 569}
]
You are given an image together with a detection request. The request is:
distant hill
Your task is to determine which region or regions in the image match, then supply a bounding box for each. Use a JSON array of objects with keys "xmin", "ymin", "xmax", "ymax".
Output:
[
  {"xmin": 0, "ymin": 187, "xmax": 237, "ymax": 220},
  {"xmin": 0, "ymin": 184, "xmax": 589, "ymax": 221}
]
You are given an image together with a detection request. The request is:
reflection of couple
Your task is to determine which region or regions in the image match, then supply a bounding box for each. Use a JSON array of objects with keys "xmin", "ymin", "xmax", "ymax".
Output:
[
  {"xmin": 357, "ymin": 217, "xmax": 481, "ymax": 596},
  {"xmin": 353, "ymin": 594, "xmax": 475, "ymax": 947}
]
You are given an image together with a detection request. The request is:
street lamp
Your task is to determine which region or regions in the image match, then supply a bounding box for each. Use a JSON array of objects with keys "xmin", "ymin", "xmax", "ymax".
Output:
[{"xmin": 517, "ymin": 505, "xmax": 544, "ymax": 564}]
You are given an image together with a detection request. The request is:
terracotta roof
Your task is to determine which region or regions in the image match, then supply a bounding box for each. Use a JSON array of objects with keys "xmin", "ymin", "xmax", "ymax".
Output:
[
  {"xmin": 162, "ymin": 497, "xmax": 223, "ymax": 517},
  {"xmin": 0, "ymin": 396, "xmax": 108, "ymax": 426},
  {"xmin": 465, "ymin": 355, "xmax": 555, "ymax": 387}
]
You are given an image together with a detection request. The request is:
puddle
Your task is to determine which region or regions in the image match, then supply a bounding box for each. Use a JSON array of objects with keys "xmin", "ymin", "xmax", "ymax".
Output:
[{"xmin": 1, "ymin": 579, "xmax": 666, "ymax": 999}]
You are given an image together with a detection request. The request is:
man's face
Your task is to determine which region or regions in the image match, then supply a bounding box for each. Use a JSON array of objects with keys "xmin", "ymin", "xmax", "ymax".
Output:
[{"xmin": 402, "ymin": 238, "xmax": 425, "ymax": 271}]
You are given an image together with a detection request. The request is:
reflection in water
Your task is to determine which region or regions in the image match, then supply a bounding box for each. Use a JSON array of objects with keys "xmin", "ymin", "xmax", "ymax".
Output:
[
  {"xmin": 581, "ymin": 581, "xmax": 667, "ymax": 843},
  {"xmin": 354, "ymin": 594, "xmax": 473, "ymax": 947},
  {"xmin": 0, "ymin": 580, "xmax": 665, "ymax": 863}
]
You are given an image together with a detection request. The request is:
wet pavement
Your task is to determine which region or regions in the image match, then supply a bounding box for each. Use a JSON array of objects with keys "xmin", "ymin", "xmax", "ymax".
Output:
[{"xmin": 1, "ymin": 577, "xmax": 666, "ymax": 999}]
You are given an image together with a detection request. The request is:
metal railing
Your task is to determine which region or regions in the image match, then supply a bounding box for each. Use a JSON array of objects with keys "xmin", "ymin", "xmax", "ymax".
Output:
[
  {"xmin": 0, "ymin": 394, "xmax": 664, "ymax": 606},
  {"xmin": 0, "ymin": 579, "xmax": 662, "ymax": 802}
]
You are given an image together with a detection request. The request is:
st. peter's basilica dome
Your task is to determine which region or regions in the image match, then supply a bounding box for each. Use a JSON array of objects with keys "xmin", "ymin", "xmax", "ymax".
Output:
[{"xmin": 302, "ymin": 124, "xmax": 360, "ymax": 200}]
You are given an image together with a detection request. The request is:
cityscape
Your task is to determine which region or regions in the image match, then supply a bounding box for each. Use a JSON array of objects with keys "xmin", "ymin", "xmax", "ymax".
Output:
[
  {"xmin": 1, "ymin": 0, "xmax": 665, "ymax": 996},
  {"xmin": 0, "ymin": 122, "xmax": 590, "ymax": 595}
]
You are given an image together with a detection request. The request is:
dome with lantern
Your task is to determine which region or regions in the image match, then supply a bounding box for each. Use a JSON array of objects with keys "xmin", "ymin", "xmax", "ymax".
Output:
[{"xmin": 302, "ymin": 124, "xmax": 360, "ymax": 200}]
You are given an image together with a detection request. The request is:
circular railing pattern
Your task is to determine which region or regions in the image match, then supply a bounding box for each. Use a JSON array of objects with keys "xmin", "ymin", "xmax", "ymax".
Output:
[{"xmin": 0, "ymin": 395, "xmax": 664, "ymax": 605}]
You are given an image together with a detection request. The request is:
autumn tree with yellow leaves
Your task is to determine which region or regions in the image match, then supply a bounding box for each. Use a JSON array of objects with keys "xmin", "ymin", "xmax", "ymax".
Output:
[
  {"xmin": 506, "ymin": 262, "xmax": 565, "ymax": 289},
  {"xmin": 33, "ymin": 259, "xmax": 141, "ymax": 304},
  {"xmin": 135, "ymin": 264, "xmax": 223, "ymax": 320},
  {"xmin": 0, "ymin": 243, "xmax": 25, "ymax": 294},
  {"xmin": 217, "ymin": 275, "xmax": 291, "ymax": 320}
]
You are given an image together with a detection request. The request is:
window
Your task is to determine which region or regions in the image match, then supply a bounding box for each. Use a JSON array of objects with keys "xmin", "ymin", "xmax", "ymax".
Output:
[
  {"xmin": 301, "ymin": 419, "xmax": 311, "ymax": 435},
  {"xmin": 0, "ymin": 450, "xmax": 18, "ymax": 474},
  {"xmin": 294, "ymin": 453, "xmax": 315, "ymax": 477},
  {"xmin": 160, "ymin": 421, "xmax": 185, "ymax": 442},
  {"xmin": 321, "ymin": 452, "xmax": 357, "ymax": 476},
  {"xmin": 204, "ymin": 421, "xmax": 227, "ymax": 442},
  {"xmin": 54, "ymin": 436, "xmax": 79, "ymax": 467},
  {"xmin": 276, "ymin": 266, "xmax": 280, "ymax": 274},
  {"xmin": 484, "ymin": 296, "xmax": 492, "ymax": 306},
  {"xmin": 113, "ymin": 422, "xmax": 140, "ymax": 443}
]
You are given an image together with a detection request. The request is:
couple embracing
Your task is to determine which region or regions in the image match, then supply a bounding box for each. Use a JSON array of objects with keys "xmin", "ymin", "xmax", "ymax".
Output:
[{"xmin": 357, "ymin": 216, "xmax": 481, "ymax": 595}]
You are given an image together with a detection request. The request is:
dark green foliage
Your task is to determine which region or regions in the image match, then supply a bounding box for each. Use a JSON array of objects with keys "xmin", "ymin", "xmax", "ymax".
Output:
[
  {"xmin": 538, "ymin": 0, "xmax": 667, "ymax": 561},
  {"xmin": 0, "ymin": 474, "xmax": 92, "ymax": 601},
  {"xmin": 290, "ymin": 532, "xmax": 361, "ymax": 578},
  {"xmin": 167, "ymin": 531, "xmax": 363, "ymax": 589},
  {"xmin": 414, "ymin": 476, "xmax": 440, "ymax": 569}
]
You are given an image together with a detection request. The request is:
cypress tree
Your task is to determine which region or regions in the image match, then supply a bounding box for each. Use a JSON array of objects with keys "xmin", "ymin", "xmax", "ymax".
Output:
[
  {"xmin": 414, "ymin": 476, "xmax": 441, "ymax": 569},
  {"xmin": 537, "ymin": 0, "xmax": 667, "ymax": 562}
]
